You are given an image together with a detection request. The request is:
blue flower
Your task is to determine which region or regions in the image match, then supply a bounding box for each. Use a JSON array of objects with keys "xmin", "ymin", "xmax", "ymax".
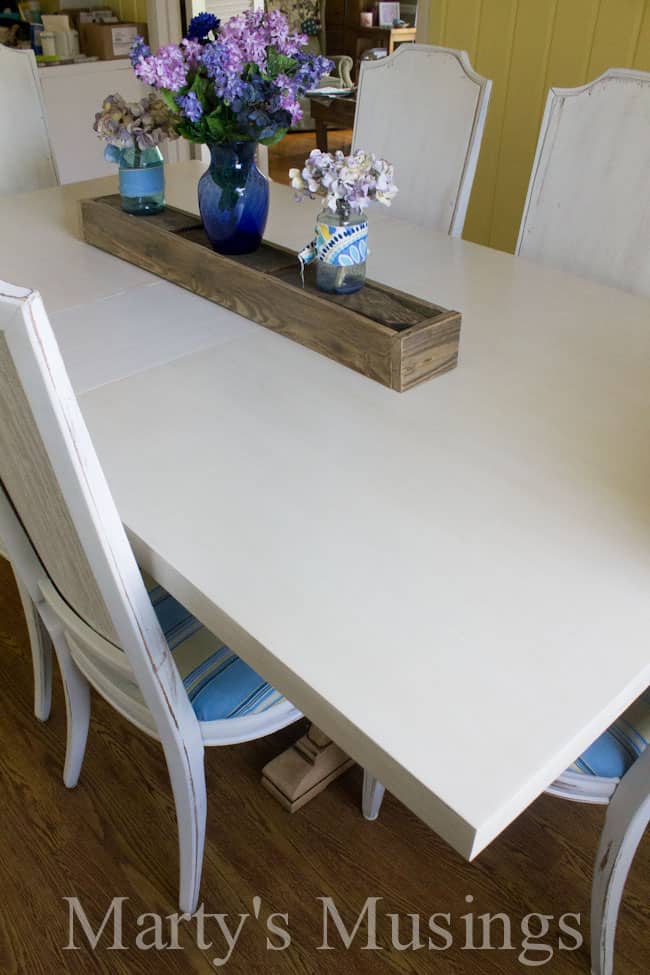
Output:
[
  {"xmin": 129, "ymin": 35, "xmax": 151, "ymax": 67},
  {"xmin": 188, "ymin": 12, "xmax": 220, "ymax": 41},
  {"xmin": 293, "ymin": 53, "xmax": 333, "ymax": 91},
  {"xmin": 201, "ymin": 41, "xmax": 229, "ymax": 84},
  {"xmin": 177, "ymin": 91, "xmax": 203, "ymax": 122}
]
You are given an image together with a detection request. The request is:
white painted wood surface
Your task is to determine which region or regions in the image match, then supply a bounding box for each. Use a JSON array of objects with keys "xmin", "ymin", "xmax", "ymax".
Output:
[
  {"xmin": 38, "ymin": 60, "xmax": 148, "ymax": 184},
  {"xmin": 0, "ymin": 47, "xmax": 58, "ymax": 196},
  {"xmin": 353, "ymin": 44, "xmax": 491, "ymax": 235},
  {"xmin": 2, "ymin": 166, "xmax": 650, "ymax": 866},
  {"xmin": 0, "ymin": 282, "xmax": 300, "ymax": 911},
  {"xmin": 517, "ymin": 68, "xmax": 650, "ymax": 298}
]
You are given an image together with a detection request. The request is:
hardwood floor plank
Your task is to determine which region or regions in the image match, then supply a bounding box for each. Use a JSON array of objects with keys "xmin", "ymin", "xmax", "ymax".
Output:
[{"xmin": 0, "ymin": 557, "xmax": 647, "ymax": 973}]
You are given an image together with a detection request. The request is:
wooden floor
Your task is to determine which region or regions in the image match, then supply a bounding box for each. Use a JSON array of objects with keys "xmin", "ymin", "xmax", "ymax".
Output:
[
  {"xmin": 0, "ymin": 556, "xmax": 647, "ymax": 973},
  {"xmin": 268, "ymin": 130, "xmax": 353, "ymax": 185}
]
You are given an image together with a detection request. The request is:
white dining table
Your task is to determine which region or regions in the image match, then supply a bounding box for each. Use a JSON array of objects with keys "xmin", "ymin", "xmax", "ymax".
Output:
[{"xmin": 2, "ymin": 161, "xmax": 649, "ymax": 863}]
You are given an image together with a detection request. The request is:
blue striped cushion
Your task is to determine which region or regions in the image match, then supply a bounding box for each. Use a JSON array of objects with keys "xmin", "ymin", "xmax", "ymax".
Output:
[
  {"xmin": 569, "ymin": 689, "xmax": 650, "ymax": 779},
  {"xmin": 147, "ymin": 584, "xmax": 285, "ymax": 722}
]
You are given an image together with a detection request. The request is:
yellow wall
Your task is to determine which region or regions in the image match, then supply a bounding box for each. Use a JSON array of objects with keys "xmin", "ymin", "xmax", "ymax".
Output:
[
  {"xmin": 427, "ymin": 0, "xmax": 650, "ymax": 252},
  {"xmin": 40, "ymin": 1, "xmax": 147, "ymax": 23},
  {"xmin": 112, "ymin": 0, "xmax": 148, "ymax": 24}
]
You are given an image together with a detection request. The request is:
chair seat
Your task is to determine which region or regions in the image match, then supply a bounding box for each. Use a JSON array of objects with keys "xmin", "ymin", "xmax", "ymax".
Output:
[
  {"xmin": 567, "ymin": 690, "xmax": 650, "ymax": 779},
  {"xmin": 147, "ymin": 583, "xmax": 286, "ymax": 723}
]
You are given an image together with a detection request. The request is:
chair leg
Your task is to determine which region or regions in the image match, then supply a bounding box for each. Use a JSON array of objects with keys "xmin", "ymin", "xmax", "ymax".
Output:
[
  {"xmin": 362, "ymin": 770, "xmax": 386, "ymax": 820},
  {"xmin": 14, "ymin": 575, "xmax": 53, "ymax": 722},
  {"xmin": 47, "ymin": 625, "xmax": 91, "ymax": 789},
  {"xmin": 591, "ymin": 746, "xmax": 650, "ymax": 975},
  {"xmin": 161, "ymin": 735, "xmax": 207, "ymax": 914}
]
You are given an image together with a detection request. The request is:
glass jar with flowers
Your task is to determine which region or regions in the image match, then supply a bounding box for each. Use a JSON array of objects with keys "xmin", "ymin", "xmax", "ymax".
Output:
[
  {"xmin": 93, "ymin": 93, "xmax": 178, "ymax": 216},
  {"xmin": 129, "ymin": 11, "xmax": 331, "ymax": 255},
  {"xmin": 290, "ymin": 149, "xmax": 398, "ymax": 294}
]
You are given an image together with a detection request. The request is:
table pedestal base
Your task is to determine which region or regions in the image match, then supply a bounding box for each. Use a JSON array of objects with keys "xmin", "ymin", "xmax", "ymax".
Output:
[{"xmin": 261, "ymin": 725, "xmax": 354, "ymax": 812}]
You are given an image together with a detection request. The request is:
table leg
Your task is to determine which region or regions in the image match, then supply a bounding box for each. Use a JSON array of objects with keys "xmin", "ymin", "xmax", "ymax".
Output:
[
  {"xmin": 315, "ymin": 120, "xmax": 329, "ymax": 153},
  {"xmin": 261, "ymin": 724, "xmax": 354, "ymax": 812}
]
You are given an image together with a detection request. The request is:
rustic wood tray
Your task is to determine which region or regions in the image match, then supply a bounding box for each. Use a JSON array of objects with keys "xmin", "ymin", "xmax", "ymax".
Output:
[{"xmin": 80, "ymin": 195, "xmax": 461, "ymax": 392}]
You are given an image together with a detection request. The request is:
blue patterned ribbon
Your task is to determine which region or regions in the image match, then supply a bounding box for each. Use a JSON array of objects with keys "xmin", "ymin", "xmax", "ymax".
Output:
[{"xmin": 299, "ymin": 219, "xmax": 368, "ymax": 278}]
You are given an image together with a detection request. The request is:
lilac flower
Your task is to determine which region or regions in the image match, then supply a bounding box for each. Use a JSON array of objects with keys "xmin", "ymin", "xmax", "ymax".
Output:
[
  {"xmin": 290, "ymin": 149, "xmax": 398, "ymax": 212},
  {"xmin": 177, "ymin": 91, "xmax": 203, "ymax": 122},
  {"xmin": 126, "ymin": 10, "xmax": 331, "ymax": 145},
  {"xmin": 218, "ymin": 8, "xmax": 307, "ymax": 71},
  {"xmin": 200, "ymin": 40, "xmax": 232, "ymax": 85},
  {"xmin": 129, "ymin": 35, "xmax": 150, "ymax": 68},
  {"xmin": 187, "ymin": 12, "xmax": 220, "ymax": 40},
  {"xmin": 293, "ymin": 53, "xmax": 333, "ymax": 92},
  {"xmin": 181, "ymin": 37, "xmax": 203, "ymax": 70},
  {"xmin": 134, "ymin": 45, "xmax": 189, "ymax": 92}
]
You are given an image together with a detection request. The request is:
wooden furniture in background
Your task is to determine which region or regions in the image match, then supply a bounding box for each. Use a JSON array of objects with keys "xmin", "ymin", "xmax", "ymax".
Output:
[
  {"xmin": 516, "ymin": 68, "xmax": 650, "ymax": 300},
  {"xmin": 80, "ymin": 195, "xmax": 462, "ymax": 392},
  {"xmin": 309, "ymin": 93, "xmax": 356, "ymax": 151},
  {"xmin": 0, "ymin": 281, "xmax": 301, "ymax": 913},
  {"xmin": 0, "ymin": 46, "xmax": 58, "ymax": 196},
  {"xmin": 352, "ymin": 24, "xmax": 416, "ymax": 60},
  {"xmin": 353, "ymin": 44, "xmax": 492, "ymax": 235}
]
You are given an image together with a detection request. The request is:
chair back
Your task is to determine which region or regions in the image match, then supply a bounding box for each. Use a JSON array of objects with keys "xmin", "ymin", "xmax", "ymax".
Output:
[
  {"xmin": 0, "ymin": 281, "xmax": 197, "ymax": 737},
  {"xmin": 352, "ymin": 44, "xmax": 492, "ymax": 236},
  {"xmin": 516, "ymin": 68, "xmax": 650, "ymax": 298},
  {"xmin": 0, "ymin": 47, "xmax": 58, "ymax": 197}
]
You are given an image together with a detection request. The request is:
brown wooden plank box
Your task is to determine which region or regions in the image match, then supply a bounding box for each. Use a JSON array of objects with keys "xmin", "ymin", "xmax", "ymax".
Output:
[{"xmin": 80, "ymin": 195, "xmax": 461, "ymax": 392}]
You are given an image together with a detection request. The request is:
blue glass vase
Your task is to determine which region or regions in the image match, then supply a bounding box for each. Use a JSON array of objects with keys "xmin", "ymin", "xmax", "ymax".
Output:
[
  {"xmin": 198, "ymin": 142, "xmax": 269, "ymax": 255},
  {"xmin": 105, "ymin": 145, "xmax": 165, "ymax": 216}
]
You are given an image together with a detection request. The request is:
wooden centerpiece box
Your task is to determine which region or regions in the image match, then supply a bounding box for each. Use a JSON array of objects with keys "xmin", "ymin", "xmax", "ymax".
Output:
[{"xmin": 80, "ymin": 195, "xmax": 461, "ymax": 392}]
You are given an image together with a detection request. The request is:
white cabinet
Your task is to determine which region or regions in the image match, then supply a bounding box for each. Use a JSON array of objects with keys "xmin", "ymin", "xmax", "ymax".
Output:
[{"xmin": 39, "ymin": 60, "xmax": 147, "ymax": 184}]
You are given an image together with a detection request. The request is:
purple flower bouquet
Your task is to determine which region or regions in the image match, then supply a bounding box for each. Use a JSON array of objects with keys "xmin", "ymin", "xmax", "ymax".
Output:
[
  {"xmin": 128, "ymin": 10, "xmax": 331, "ymax": 253},
  {"xmin": 130, "ymin": 10, "xmax": 331, "ymax": 146}
]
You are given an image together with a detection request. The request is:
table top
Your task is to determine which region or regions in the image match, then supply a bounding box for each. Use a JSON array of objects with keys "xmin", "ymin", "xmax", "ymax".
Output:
[{"xmin": 3, "ymin": 163, "xmax": 650, "ymax": 861}]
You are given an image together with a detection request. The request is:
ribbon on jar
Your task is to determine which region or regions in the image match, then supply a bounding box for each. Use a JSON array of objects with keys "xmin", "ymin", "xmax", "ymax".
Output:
[{"xmin": 298, "ymin": 218, "xmax": 368, "ymax": 285}]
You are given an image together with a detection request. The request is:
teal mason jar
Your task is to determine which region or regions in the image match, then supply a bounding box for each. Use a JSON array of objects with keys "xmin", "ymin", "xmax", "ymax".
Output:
[{"xmin": 105, "ymin": 145, "xmax": 165, "ymax": 216}]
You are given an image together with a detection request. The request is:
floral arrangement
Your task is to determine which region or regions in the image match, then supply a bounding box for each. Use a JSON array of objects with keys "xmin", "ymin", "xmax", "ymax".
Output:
[
  {"xmin": 129, "ymin": 11, "xmax": 331, "ymax": 146},
  {"xmin": 93, "ymin": 92, "xmax": 179, "ymax": 150},
  {"xmin": 290, "ymin": 149, "xmax": 398, "ymax": 213}
]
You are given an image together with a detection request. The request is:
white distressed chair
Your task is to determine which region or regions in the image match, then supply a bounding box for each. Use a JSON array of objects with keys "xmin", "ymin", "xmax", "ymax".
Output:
[
  {"xmin": 362, "ymin": 694, "xmax": 650, "ymax": 975},
  {"xmin": 0, "ymin": 281, "xmax": 301, "ymax": 912},
  {"xmin": 0, "ymin": 46, "xmax": 58, "ymax": 197},
  {"xmin": 516, "ymin": 68, "xmax": 650, "ymax": 298},
  {"xmin": 352, "ymin": 44, "xmax": 492, "ymax": 235},
  {"xmin": 0, "ymin": 46, "xmax": 58, "ymax": 715}
]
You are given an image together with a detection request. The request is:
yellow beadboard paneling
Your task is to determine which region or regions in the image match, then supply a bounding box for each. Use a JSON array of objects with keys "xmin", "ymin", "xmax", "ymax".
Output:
[
  {"xmin": 542, "ymin": 0, "xmax": 599, "ymax": 89},
  {"xmin": 588, "ymin": 0, "xmax": 646, "ymax": 77},
  {"xmin": 135, "ymin": 0, "xmax": 149, "ymax": 25},
  {"xmin": 489, "ymin": 0, "xmax": 558, "ymax": 251},
  {"xmin": 460, "ymin": 0, "xmax": 518, "ymax": 245},
  {"xmin": 426, "ymin": 0, "xmax": 650, "ymax": 251},
  {"xmin": 634, "ymin": 4, "xmax": 650, "ymax": 67},
  {"xmin": 442, "ymin": 0, "xmax": 483, "ymax": 65}
]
